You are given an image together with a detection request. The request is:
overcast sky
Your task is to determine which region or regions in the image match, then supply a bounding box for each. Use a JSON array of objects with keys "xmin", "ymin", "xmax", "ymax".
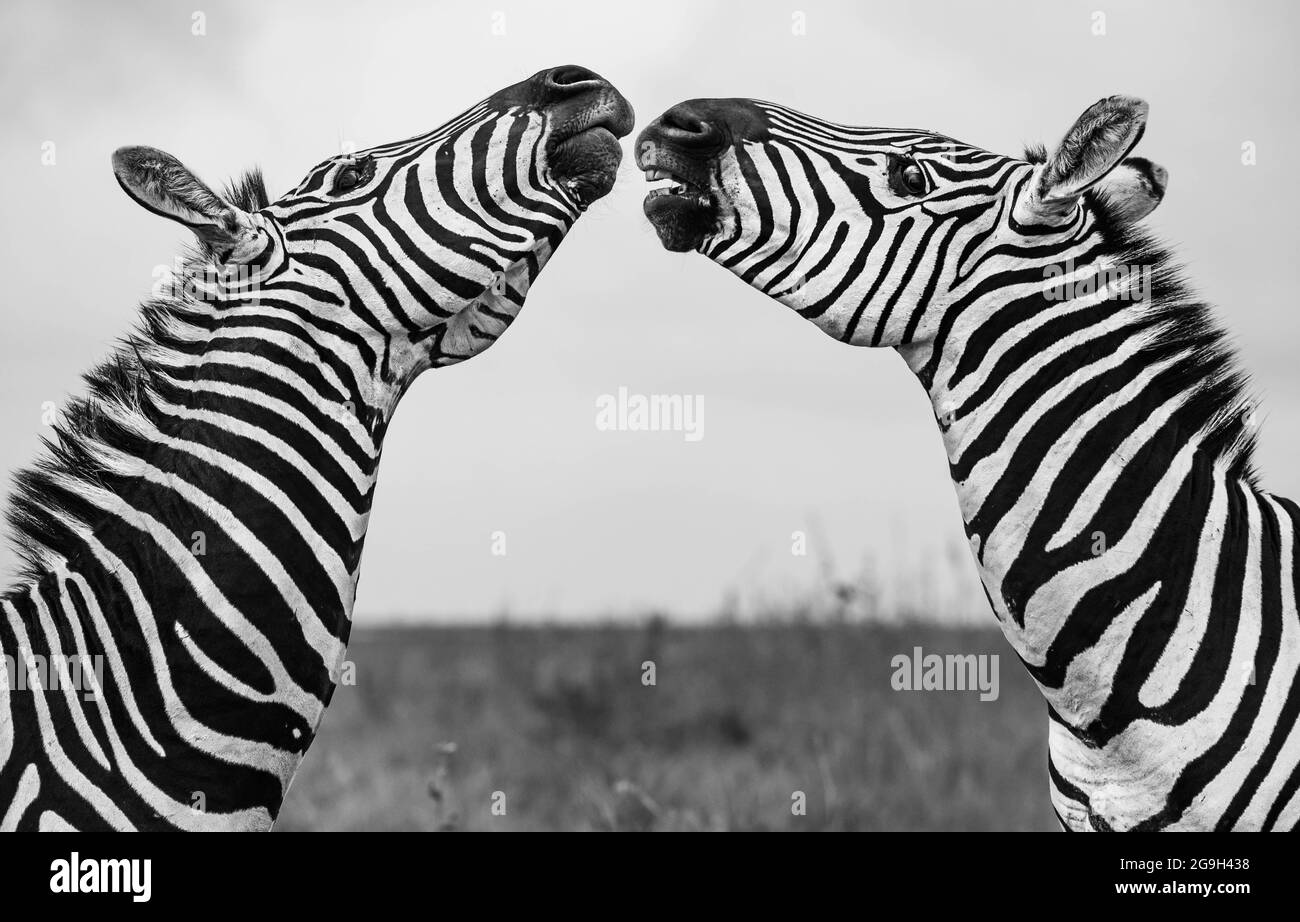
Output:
[{"xmin": 2, "ymin": 0, "xmax": 1298, "ymax": 622}]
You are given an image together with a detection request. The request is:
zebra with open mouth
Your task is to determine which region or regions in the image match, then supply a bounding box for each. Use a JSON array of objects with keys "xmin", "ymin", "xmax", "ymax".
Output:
[{"xmin": 636, "ymin": 93, "xmax": 1298, "ymax": 831}]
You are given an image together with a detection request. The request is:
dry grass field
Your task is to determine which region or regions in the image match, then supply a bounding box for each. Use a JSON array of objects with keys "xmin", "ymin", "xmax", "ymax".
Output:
[{"xmin": 276, "ymin": 620, "xmax": 1056, "ymax": 831}]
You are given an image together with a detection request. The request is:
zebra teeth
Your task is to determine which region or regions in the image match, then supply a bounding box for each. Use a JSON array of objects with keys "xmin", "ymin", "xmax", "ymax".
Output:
[
  {"xmin": 647, "ymin": 183, "xmax": 688, "ymax": 198},
  {"xmin": 644, "ymin": 175, "xmax": 714, "ymax": 210},
  {"xmin": 643, "ymin": 164, "xmax": 713, "ymax": 209},
  {"xmin": 646, "ymin": 177, "xmax": 701, "ymax": 197}
]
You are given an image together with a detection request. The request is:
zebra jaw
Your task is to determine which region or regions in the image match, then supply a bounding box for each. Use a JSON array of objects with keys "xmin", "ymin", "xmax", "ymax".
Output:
[
  {"xmin": 562, "ymin": 176, "xmax": 614, "ymax": 210},
  {"xmin": 546, "ymin": 122, "xmax": 629, "ymax": 208},
  {"xmin": 639, "ymin": 166, "xmax": 721, "ymax": 252}
]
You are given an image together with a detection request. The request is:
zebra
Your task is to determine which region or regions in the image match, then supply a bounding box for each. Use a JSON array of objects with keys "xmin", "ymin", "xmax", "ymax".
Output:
[
  {"xmin": 636, "ymin": 94, "xmax": 1300, "ymax": 831},
  {"xmin": 0, "ymin": 65, "xmax": 633, "ymax": 831}
]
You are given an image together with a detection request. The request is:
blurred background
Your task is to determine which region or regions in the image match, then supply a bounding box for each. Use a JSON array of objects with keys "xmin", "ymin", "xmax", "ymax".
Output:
[{"xmin": 1, "ymin": 0, "xmax": 1296, "ymax": 829}]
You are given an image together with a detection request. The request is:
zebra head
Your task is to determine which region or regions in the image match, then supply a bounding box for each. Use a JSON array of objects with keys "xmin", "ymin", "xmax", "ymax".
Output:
[
  {"xmin": 636, "ymin": 96, "xmax": 1164, "ymax": 352},
  {"xmin": 110, "ymin": 65, "xmax": 633, "ymax": 394}
]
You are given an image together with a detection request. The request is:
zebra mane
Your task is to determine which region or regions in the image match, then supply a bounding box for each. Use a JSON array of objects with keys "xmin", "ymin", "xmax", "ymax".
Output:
[
  {"xmin": 1023, "ymin": 143, "xmax": 1048, "ymax": 164},
  {"xmin": 1021, "ymin": 141, "xmax": 1257, "ymax": 485},
  {"xmin": 1085, "ymin": 185, "xmax": 1260, "ymax": 488},
  {"xmin": 2, "ymin": 169, "xmax": 270, "ymax": 591},
  {"xmin": 224, "ymin": 168, "xmax": 270, "ymax": 212}
]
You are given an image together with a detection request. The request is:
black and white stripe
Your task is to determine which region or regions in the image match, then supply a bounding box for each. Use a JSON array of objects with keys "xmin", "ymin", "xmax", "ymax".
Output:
[
  {"xmin": 638, "ymin": 95, "xmax": 1300, "ymax": 830},
  {"xmin": 0, "ymin": 66, "xmax": 631, "ymax": 830}
]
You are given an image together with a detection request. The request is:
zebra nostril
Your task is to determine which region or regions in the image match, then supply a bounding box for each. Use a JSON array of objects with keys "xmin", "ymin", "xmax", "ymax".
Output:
[
  {"xmin": 542, "ymin": 64, "xmax": 604, "ymax": 93},
  {"xmin": 657, "ymin": 104, "xmax": 724, "ymax": 150},
  {"xmin": 661, "ymin": 106, "xmax": 708, "ymax": 136},
  {"xmin": 651, "ymin": 99, "xmax": 768, "ymax": 150}
]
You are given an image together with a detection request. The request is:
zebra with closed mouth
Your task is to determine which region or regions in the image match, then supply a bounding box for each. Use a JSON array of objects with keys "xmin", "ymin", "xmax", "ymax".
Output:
[
  {"xmin": 0, "ymin": 65, "xmax": 633, "ymax": 831},
  {"xmin": 636, "ymin": 93, "xmax": 1298, "ymax": 831}
]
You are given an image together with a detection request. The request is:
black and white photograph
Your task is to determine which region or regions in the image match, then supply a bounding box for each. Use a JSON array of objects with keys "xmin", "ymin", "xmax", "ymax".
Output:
[{"xmin": 0, "ymin": 0, "xmax": 1292, "ymax": 900}]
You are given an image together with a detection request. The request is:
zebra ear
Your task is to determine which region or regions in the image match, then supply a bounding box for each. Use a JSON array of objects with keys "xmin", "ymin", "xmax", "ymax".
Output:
[
  {"xmin": 1092, "ymin": 156, "xmax": 1168, "ymax": 223},
  {"xmin": 112, "ymin": 146, "xmax": 259, "ymax": 255},
  {"xmin": 1020, "ymin": 96, "xmax": 1149, "ymax": 222}
]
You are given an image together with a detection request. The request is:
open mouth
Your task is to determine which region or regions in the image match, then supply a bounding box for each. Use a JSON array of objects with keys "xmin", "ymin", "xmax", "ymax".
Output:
[
  {"xmin": 643, "ymin": 169, "xmax": 712, "ymax": 208},
  {"xmin": 639, "ymin": 161, "xmax": 719, "ymax": 252}
]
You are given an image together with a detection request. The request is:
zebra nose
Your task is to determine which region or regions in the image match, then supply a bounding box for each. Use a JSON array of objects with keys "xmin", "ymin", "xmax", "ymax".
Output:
[
  {"xmin": 646, "ymin": 98, "xmax": 770, "ymax": 153},
  {"xmin": 528, "ymin": 65, "xmax": 635, "ymax": 137},
  {"xmin": 657, "ymin": 102, "xmax": 723, "ymax": 148},
  {"xmin": 541, "ymin": 64, "xmax": 606, "ymax": 95}
]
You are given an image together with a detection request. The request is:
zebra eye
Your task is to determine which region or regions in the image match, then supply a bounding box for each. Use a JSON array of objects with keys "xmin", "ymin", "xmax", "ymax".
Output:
[
  {"xmin": 900, "ymin": 162, "xmax": 927, "ymax": 196},
  {"xmin": 332, "ymin": 157, "xmax": 373, "ymax": 194},
  {"xmin": 889, "ymin": 155, "xmax": 929, "ymax": 197}
]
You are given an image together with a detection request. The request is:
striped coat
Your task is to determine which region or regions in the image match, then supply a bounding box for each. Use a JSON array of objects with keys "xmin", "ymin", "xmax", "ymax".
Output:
[
  {"xmin": 0, "ymin": 65, "xmax": 632, "ymax": 830},
  {"xmin": 637, "ymin": 93, "xmax": 1300, "ymax": 830}
]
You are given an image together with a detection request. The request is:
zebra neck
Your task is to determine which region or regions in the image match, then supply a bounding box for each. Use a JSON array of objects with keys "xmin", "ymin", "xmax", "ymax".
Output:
[
  {"xmin": 0, "ymin": 288, "xmax": 392, "ymax": 826},
  {"xmin": 163, "ymin": 324, "xmax": 386, "ymax": 609},
  {"xmin": 904, "ymin": 235, "xmax": 1258, "ymax": 671}
]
